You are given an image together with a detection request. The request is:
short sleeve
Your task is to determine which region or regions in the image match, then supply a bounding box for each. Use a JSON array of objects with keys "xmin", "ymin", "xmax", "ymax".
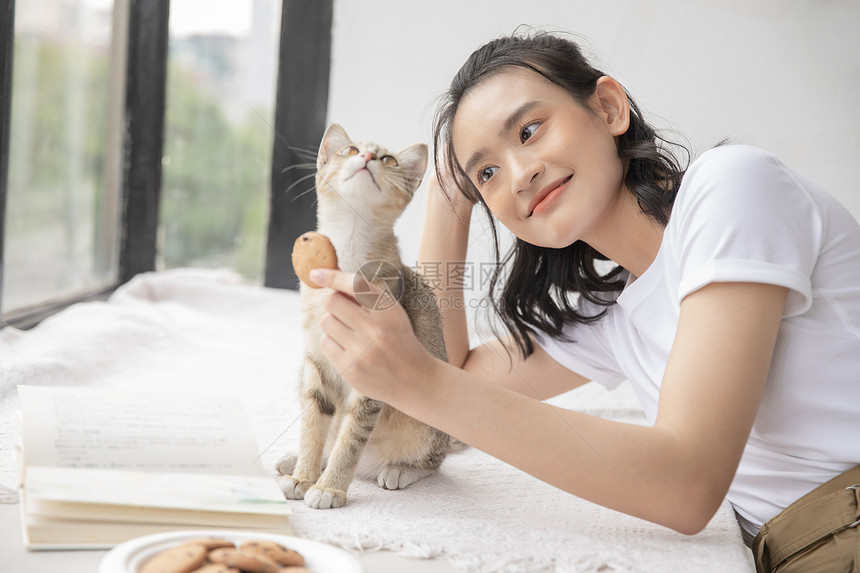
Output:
[
  {"xmin": 670, "ymin": 146, "xmax": 821, "ymax": 317},
  {"xmin": 531, "ymin": 301, "xmax": 627, "ymax": 390}
]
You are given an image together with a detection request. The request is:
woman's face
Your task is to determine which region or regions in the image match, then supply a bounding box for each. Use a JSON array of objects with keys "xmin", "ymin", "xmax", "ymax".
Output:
[{"xmin": 452, "ymin": 66, "xmax": 628, "ymax": 249}]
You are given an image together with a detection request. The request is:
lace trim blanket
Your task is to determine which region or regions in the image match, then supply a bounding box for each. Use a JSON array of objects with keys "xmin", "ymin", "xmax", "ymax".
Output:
[{"xmin": 0, "ymin": 269, "xmax": 750, "ymax": 572}]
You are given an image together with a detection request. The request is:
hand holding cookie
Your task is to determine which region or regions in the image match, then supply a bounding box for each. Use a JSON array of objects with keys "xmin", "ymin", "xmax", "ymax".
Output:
[{"xmin": 291, "ymin": 231, "xmax": 339, "ymax": 289}]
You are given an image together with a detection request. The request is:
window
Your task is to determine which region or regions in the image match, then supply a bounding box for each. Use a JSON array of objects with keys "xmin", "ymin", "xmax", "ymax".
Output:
[
  {"xmin": 0, "ymin": 0, "xmax": 332, "ymax": 328},
  {"xmin": 3, "ymin": 0, "xmax": 125, "ymax": 312},
  {"xmin": 160, "ymin": 0, "xmax": 281, "ymax": 281}
]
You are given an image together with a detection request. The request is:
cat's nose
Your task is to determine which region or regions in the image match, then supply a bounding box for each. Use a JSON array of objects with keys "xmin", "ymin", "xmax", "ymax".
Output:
[{"xmin": 359, "ymin": 151, "xmax": 377, "ymax": 163}]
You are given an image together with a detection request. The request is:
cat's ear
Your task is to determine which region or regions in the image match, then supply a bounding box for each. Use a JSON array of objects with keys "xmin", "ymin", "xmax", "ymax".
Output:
[
  {"xmin": 318, "ymin": 123, "xmax": 352, "ymax": 169},
  {"xmin": 396, "ymin": 143, "xmax": 429, "ymax": 191}
]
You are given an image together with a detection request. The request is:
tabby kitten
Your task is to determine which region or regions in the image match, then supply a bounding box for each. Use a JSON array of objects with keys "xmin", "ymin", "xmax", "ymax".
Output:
[{"xmin": 275, "ymin": 123, "xmax": 450, "ymax": 509}]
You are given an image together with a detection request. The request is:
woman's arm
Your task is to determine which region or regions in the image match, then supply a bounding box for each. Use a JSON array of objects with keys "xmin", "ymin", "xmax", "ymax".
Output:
[
  {"xmin": 463, "ymin": 335, "xmax": 590, "ymax": 399},
  {"xmin": 314, "ymin": 269, "xmax": 787, "ymax": 535},
  {"xmin": 415, "ymin": 174, "xmax": 474, "ymax": 368}
]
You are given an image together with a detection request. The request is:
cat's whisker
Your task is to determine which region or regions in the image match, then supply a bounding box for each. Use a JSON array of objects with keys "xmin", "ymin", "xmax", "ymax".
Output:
[
  {"xmin": 379, "ymin": 170, "xmax": 409, "ymax": 180},
  {"xmin": 290, "ymin": 185, "xmax": 318, "ymax": 201},
  {"xmin": 285, "ymin": 171, "xmax": 319, "ymax": 194},
  {"xmin": 382, "ymin": 174, "xmax": 421, "ymax": 189},
  {"xmin": 251, "ymin": 108, "xmax": 320, "ymax": 162},
  {"xmin": 288, "ymin": 143, "xmax": 319, "ymax": 154},
  {"xmin": 287, "ymin": 147, "xmax": 319, "ymax": 160},
  {"xmin": 281, "ymin": 162, "xmax": 317, "ymax": 174}
]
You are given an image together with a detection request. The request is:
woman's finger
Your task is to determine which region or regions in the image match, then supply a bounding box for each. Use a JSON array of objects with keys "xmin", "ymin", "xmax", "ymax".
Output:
[
  {"xmin": 310, "ymin": 268, "xmax": 362, "ymax": 296},
  {"xmin": 324, "ymin": 290, "xmax": 371, "ymax": 330},
  {"xmin": 319, "ymin": 309, "xmax": 355, "ymax": 345},
  {"xmin": 318, "ymin": 332, "xmax": 345, "ymax": 357}
]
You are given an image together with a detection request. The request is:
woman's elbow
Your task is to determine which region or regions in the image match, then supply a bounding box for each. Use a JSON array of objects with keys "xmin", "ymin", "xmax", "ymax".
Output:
[
  {"xmin": 669, "ymin": 510, "xmax": 716, "ymax": 536},
  {"xmin": 665, "ymin": 485, "xmax": 725, "ymax": 536}
]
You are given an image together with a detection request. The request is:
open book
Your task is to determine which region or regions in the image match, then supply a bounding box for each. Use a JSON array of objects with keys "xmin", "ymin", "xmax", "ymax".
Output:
[{"xmin": 17, "ymin": 385, "xmax": 292, "ymax": 550}]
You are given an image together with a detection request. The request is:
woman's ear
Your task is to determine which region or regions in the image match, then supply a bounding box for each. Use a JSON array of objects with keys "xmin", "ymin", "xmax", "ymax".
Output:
[{"xmin": 593, "ymin": 76, "xmax": 630, "ymax": 137}]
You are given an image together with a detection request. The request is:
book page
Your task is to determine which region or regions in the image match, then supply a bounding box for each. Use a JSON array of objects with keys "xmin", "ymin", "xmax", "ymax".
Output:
[
  {"xmin": 25, "ymin": 466, "xmax": 289, "ymax": 516},
  {"xmin": 18, "ymin": 385, "xmax": 264, "ymax": 475}
]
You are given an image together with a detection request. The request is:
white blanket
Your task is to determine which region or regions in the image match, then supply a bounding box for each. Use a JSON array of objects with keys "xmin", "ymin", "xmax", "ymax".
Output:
[{"xmin": 0, "ymin": 269, "xmax": 751, "ymax": 572}]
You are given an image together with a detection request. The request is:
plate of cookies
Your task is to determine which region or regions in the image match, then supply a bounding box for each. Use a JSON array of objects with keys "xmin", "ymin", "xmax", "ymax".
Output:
[{"xmin": 99, "ymin": 530, "xmax": 364, "ymax": 573}]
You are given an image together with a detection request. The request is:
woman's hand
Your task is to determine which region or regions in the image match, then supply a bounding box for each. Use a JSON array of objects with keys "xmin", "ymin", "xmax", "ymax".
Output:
[
  {"xmin": 427, "ymin": 159, "xmax": 475, "ymax": 223},
  {"xmin": 309, "ymin": 268, "xmax": 440, "ymax": 404}
]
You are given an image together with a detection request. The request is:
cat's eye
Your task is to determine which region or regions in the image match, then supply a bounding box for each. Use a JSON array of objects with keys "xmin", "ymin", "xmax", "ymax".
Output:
[
  {"xmin": 381, "ymin": 155, "xmax": 398, "ymax": 167},
  {"xmin": 340, "ymin": 146, "xmax": 359, "ymax": 157},
  {"xmin": 478, "ymin": 166, "xmax": 498, "ymax": 183}
]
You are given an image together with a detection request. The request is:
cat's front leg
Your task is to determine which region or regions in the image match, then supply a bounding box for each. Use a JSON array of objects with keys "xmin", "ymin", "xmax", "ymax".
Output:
[
  {"xmin": 274, "ymin": 453, "xmax": 298, "ymax": 476},
  {"xmin": 305, "ymin": 394, "xmax": 381, "ymax": 509},
  {"xmin": 275, "ymin": 452, "xmax": 328, "ymax": 477},
  {"xmin": 276, "ymin": 358, "xmax": 336, "ymax": 500}
]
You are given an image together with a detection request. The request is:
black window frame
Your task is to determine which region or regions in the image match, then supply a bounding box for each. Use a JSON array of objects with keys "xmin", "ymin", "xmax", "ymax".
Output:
[
  {"xmin": 0, "ymin": 0, "xmax": 14, "ymax": 325},
  {"xmin": 0, "ymin": 0, "xmax": 330, "ymax": 329}
]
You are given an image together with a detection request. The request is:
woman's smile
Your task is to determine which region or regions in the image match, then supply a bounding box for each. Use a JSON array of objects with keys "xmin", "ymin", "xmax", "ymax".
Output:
[{"xmin": 528, "ymin": 174, "xmax": 573, "ymax": 217}]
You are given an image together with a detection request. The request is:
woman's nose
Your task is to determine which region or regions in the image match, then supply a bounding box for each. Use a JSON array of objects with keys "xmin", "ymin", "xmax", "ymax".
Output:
[{"xmin": 510, "ymin": 155, "xmax": 543, "ymax": 195}]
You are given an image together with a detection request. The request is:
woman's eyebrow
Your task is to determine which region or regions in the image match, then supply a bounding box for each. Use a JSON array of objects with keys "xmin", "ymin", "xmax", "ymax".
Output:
[
  {"xmin": 463, "ymin": 147, "xmax": 489, "ymax": 179},
  {"xmin": 463, "ymin": 101, "xmax": 542, "ymax": 177},
  {"xmin": 501, "ymin": 100, "xmax": 541, "ymax": 136}
]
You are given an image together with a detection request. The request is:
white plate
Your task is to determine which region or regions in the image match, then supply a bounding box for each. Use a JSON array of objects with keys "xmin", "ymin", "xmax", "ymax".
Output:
[{"xmin": 99, "ymin": 529, "xmax": 364, "ymax": 573}]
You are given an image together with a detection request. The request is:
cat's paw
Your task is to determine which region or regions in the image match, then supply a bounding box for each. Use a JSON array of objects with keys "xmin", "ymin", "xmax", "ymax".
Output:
[
  {"xmin": 304, "ymin": 485, "xmax": 346, "ymax": 509},
  {"xmin": 274, "ymin": 453, "xmax": 298, "ymax": 476},
  {"xmin": 376, "ymin": 465, "xmax": 432, "ymax": 490},
  {"xmin": 276, "ymin": 474, "xmax": 313, "ymax": 500}
]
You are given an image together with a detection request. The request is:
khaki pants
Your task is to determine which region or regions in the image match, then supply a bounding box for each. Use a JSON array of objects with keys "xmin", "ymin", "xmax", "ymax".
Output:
[{"xmin": 753, "ymin": 465, "xmax": 860, "ymax": 572}]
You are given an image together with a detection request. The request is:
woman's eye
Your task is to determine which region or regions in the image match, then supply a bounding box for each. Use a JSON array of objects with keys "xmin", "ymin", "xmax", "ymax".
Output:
[
  {"xmin": 340, "ymin": 146, "xmax": 359, "ymax": 157},
  {"xmin": 478, "ymin": 166, "xmax": 498, "ymax": 183},
  {"xmin": 520, "ymin": 122, "xmax": 540, "ymax": 143},
  {"xmin": 381, "ymin": 155, "xmax": 398, "ymax": 167}
]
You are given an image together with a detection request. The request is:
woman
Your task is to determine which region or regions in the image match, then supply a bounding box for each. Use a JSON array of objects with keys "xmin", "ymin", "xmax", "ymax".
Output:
[{"xmin": 308, "ymin": 33, "xmax": 860, "ymax": 572}]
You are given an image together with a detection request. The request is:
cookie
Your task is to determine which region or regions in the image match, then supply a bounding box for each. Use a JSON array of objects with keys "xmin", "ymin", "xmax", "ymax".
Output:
[
  {"xmin": 184, "ymin": 537, "xmax": 235, "ymax": 550},
  {"xmin": 240, "ymin": 539, "xmax": 306, "ymax": 566},
  {"xmin": 291, "ymin": 231, "xmax": 339, "ymax": 288},
  {"xmin": 207, "ymin": 548, "xmax": 281, "ymax": 573},
  {"xmin": 188, "ymin": 565, "xmax": 240, "ymax": 573},
  {"xmin": 140, "ymin": 542, "xmax": 207, "ymax": 573}
]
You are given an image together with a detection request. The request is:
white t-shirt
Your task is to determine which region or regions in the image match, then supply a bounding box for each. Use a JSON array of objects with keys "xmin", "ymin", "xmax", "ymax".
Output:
[{"xmin": 534, "ymin": 144, "xmax": 860, "ymax": 539}]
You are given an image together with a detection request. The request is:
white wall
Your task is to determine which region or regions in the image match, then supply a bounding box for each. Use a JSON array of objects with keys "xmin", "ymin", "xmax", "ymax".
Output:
[{"xmin": 327, "ymin": 0, "xmax": 860, "ymax": 279}]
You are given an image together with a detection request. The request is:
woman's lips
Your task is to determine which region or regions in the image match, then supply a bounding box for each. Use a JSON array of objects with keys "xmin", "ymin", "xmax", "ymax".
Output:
[{"xmin": 529, "ymin": 175, "xmax": 572, "ymax": 217}]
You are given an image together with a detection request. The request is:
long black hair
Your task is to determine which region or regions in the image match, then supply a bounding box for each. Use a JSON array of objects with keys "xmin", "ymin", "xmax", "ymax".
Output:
[{"xmin": 433, "ymin": 31, "xmax": 690, "ymax": 358}]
